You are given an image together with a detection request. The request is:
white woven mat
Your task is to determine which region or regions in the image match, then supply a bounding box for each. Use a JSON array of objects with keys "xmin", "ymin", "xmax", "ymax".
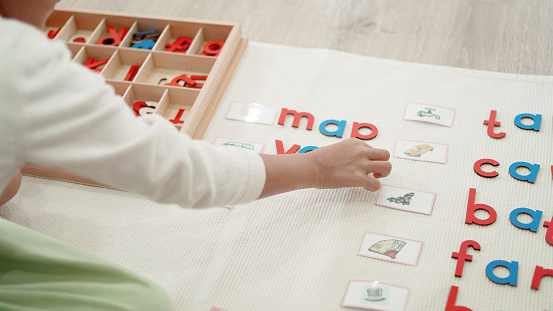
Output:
[{"xmin": 3, "ymin": 42, "xmax": 553, "ymax": 310}]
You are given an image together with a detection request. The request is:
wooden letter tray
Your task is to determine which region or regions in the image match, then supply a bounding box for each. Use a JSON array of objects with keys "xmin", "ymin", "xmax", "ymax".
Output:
[{"xmin": 22, "ymin": 9, "xmax": 248, "ymax": 186}]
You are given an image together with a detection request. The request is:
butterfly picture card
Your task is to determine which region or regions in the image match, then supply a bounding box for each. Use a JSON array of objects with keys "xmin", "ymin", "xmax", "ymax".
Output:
[
  {"xmin": 403, "ymin": 103, "xmax": 456, "ymax": 127},
  {"xmin": 376, "ymin": 185, "xmax": 436, "ymax": 215},
  {"xmin": 342, "ymin": 280, "xmax": 410, "ymax": 311},
  {"xmin": 358, "ymin": 232, "xmax": 423, "ymax": 266}
]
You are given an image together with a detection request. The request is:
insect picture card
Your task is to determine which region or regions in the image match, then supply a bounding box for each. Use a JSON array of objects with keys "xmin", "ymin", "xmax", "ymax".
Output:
[
  {"xmin": 376, "ymin": 185, "xmax": 436, "ymax": 215},
  {"xmin": 393, "ymin": 139, "xmax": 448, "ymax": 164},
  {"xmin": 342, "ymin": 280, "xmax": 410, "ymax": 311},
  {"xmin": 225, "ymin": 102, "xmax": 278, "ymax": 125},
  {"xmin": 403, "ymin": 103, "xmax": 456, "ymax": 127},
  {"xmin": 358, "ymin": 232, "xmax": 423, "ymax": 266},
  {"xmin": 213, "ymin": 138, "xmax": 265, "ymax": 153}
]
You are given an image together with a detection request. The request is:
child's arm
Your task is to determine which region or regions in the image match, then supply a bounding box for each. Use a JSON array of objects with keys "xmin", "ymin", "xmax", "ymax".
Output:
[
  {"xmin": 259, "ymin": 138, "xmax": 391, "ymax": 198},
  {"xmin": 0, "ymin": 171, "xmax": 21, "ymax": 207}
]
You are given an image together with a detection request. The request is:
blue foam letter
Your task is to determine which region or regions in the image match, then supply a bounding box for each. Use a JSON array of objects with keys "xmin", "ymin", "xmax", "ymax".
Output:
[
  {"xmin": 298, "ymin": 146, "xmax": 319, "ymax": 153},
  {"xmin": 509, "ymin": 162, "xmax": 540, "ymax": 183},
  {"xmin": 131, "ymin": 39, "xmax": 156, "ymax": 49},
  {"xmin": 486, "ymin": 260, "xmax": 518, "ymax": 286},
  {"xmin": 514, "ymin": 113, "xmax": 542, "ymax": 131},
  {"xmin": 319, "ymin": 119, "xmax": 346, "ymax": 138},
  {"xmin": 509, "ymin": 208, "xmax": 543, "ymax": 232}
]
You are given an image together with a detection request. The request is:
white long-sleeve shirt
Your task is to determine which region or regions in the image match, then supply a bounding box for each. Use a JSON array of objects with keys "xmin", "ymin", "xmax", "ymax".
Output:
[{"xmin": 0, "ymin": 16, "xmax": 266, "ymax": 208}]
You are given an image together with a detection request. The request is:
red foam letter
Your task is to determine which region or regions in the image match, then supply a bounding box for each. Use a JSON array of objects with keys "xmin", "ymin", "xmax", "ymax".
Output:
[
  {"xmin": 473, "ymin": 158, "xmax": 499, "ymax": 178},
  {"xmin": 531, "ymin": 266, "xmax": 553, "ymax": 290},
  {"xmin": 278, "ymin": 108, "xmax": 314, "ymax": 130},
  {"xmin": 543, "ymin": 216, "xmax": 553, "ymax": 246},
  {"xmin": 483, "ymin": 110, "xmax": 506, "ymax": 139},
  {"xmin": 465, "ymin": 188, "xmax": 497, "ymax": 226},
  {"xmin": 96, "ymin": 25, "xmax": 128, "ymax": 46},
  {"xmin": 445, "ymin": 286, "xmax": 472, "ymax": 311},
  {"xmin": 451, "ymin": 240, "xmax": 481, "ymax": 277},
  {"xmin": 275, "ymin": 140, "xmax": 300, "ymax": 154},
  {"xmin": 169, "ymin": 109, "xmax": 186, "ymax": 125},
  {"xmin": 350, "ymin": 122, "xmax": 378, "ymax": 140},
  {"xmin": 124, "ymin": 65, "xmax": 140, "ymax": 81},
  {"xmin": 164, "ymin": 75, "xmax": 194, "ymax": 87},
  {"xmin": 84, "ymin": 57, "xmax": 110, "ymax": 72}
]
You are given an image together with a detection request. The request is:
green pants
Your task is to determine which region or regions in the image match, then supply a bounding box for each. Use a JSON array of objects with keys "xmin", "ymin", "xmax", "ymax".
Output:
[{"xmin": 0, "ymin": 217, "xmax": 173, "ymax": 311}]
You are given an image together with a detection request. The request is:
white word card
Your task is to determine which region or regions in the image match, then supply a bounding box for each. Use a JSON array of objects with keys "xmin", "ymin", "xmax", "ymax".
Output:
[
  {"xmin": 358, "ymin": 232, "xmax": 423, "ymax": 266},
  {"xmin": 403, "ymin": 103, "xmax": 455, "ymax": 127},
  {"xmin": 376, "ymin": 185, "xmax": 436, "ymax": 215},
  {"xmin": 225, "ymin": 102, "xmax": 278, "ymax": 125},
  {"xmin": 342, "ymin": 280, "xmax": 410, "ymax": 311},
  {"xmin": 393, "ymin": 139, "xmax": 448, "ymax": 164},
  {"xmin": 214, "ymin": 138, "xmax": 265, "ymax": 153}
]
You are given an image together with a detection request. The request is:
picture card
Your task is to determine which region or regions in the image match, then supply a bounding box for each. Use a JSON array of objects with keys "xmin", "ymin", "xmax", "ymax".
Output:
[
  {"xmin": 393, "ymin": 139, "xmax": 448, "ymax": 164},
  {"xmin": 403, "ymin": 103, "xmax": 455, "ymax": 127},
  {"xmin": 214, "ymin": 138, "xmax": 265, "ymax": 153},
  {"xmin": 376, "ymin": 185, "xmax": 436, "ymax": 215},
  {"xmin": 225, "ymin": 102, "xmax": 278, "ymax": 125},
  {"xmin": 358, "ymin": 232, "xmax": 423, "ymax": 266},
  {"xmin": 342, "ymin": 280, "xmax": 410, "ymax": 311}
]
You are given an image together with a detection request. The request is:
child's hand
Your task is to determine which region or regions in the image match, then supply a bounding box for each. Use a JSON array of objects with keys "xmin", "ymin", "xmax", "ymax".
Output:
[
  {"xmin": 306, "ymin": 138, "xmax": 391, "ymax": 191},
  {"xmin": 259, "ymin": 138, "xmax": 392, "ymax": 198}
]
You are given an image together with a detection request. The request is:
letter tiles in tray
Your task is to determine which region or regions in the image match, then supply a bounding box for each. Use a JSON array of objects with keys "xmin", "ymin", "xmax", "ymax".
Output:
[{"xmin": 23, "ymin": 9, "xmax": 248, "ymax": 186}]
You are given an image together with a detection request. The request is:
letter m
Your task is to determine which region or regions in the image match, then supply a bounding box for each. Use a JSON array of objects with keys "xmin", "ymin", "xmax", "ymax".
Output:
[{"xmin": 277, "ymin": 108, "xmax": 314, "ymax": 130}]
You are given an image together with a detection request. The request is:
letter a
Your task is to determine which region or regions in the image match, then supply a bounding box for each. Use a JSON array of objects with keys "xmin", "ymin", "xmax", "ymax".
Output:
[
  {"xmin": 514, "ymin": 113, "xmax": 542, "ymax": 131},
  {"xmin": 486, "ymin": 260, "xmax": 518, "ymax": 286},
  {"xmin": 509, "ymin": 162, "xmax": 540, "ymax": 183},
  {"xmin": 509, "ymin": 208, "xmax": 543, "ymax": 232}
]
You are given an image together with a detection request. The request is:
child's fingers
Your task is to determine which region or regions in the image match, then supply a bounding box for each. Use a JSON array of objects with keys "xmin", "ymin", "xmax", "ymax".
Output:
[
  {"xmin": 361, "ymin": 176, "xmax": 382, "ymax": 192},
  {"xmin": 362, "ymin": 160, "xmax": 392, "ymax": 177},
  {"xmin": 366, "ymin": 147, "xmax": 390, "ymax": 161}
]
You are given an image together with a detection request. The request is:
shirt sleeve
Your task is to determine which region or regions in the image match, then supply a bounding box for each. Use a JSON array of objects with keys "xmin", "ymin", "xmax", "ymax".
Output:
[{"xmin": 4, "ymin": 18, "xmax": 266, "ymax": 208}]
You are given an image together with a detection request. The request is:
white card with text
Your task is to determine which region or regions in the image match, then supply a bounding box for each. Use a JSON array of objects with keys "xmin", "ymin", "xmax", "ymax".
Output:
[
  {"xmin": 376, "ymin": 185, "xmax": 436, "ymax": 215},
  {"xmin": 358, "ymin": 232, "xmax": 423, "ymax": 267},
  {"xmin": 225, "ymin": 102, "xmax": 278, "ymax": 125},
  {"xmin": 393, "ymin": 139, "xmax": 448, "ymax": 163},
  {"xmin": 342, "ymin": 280, "xmax": 410, "ymax": 311},
  {"xmin": 403, "ymin": 103, "xmax": 455, "ymax": 127}
]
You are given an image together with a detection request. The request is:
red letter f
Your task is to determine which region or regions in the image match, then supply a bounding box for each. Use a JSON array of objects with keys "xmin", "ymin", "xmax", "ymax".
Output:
[{"xmin": 451, "ymin": 240, "xmax": 481, "ymax": 277}]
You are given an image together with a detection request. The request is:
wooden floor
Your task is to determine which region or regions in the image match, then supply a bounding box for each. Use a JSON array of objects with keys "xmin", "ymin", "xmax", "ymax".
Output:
[{"xmin": 58, "ymin": 0, "xmax": 553, "ymax": 75}]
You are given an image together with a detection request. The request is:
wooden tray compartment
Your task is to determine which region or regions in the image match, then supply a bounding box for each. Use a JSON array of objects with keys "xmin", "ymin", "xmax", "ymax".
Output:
[
  {"xmin": 187, "ymin": 26, "xmax": 230, "ymax": 56},
  {"xmin": 102, "ymin": 49, "xmax": 149, "ymax": 82},
  {"xmin": 89, "ymin": 17, "xmax": 135, "ymax": 46},
  {"xmin": 156, "ymin": 23, "xmax": 201, "ymax": 54},
  {"xmin": 57, "ymin": 14, "xmax": 103, "ymax": 43},
  {"xmin": 135, "ymin": 52, "xmax": 214, "ymax": 87},
  {"xmin": 73, "ymin": 45, "xmax": 116, "ymax": 73},
  {"xmin": 23, "ymin": 9, "xmax": 249, "ymax": 186}
]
